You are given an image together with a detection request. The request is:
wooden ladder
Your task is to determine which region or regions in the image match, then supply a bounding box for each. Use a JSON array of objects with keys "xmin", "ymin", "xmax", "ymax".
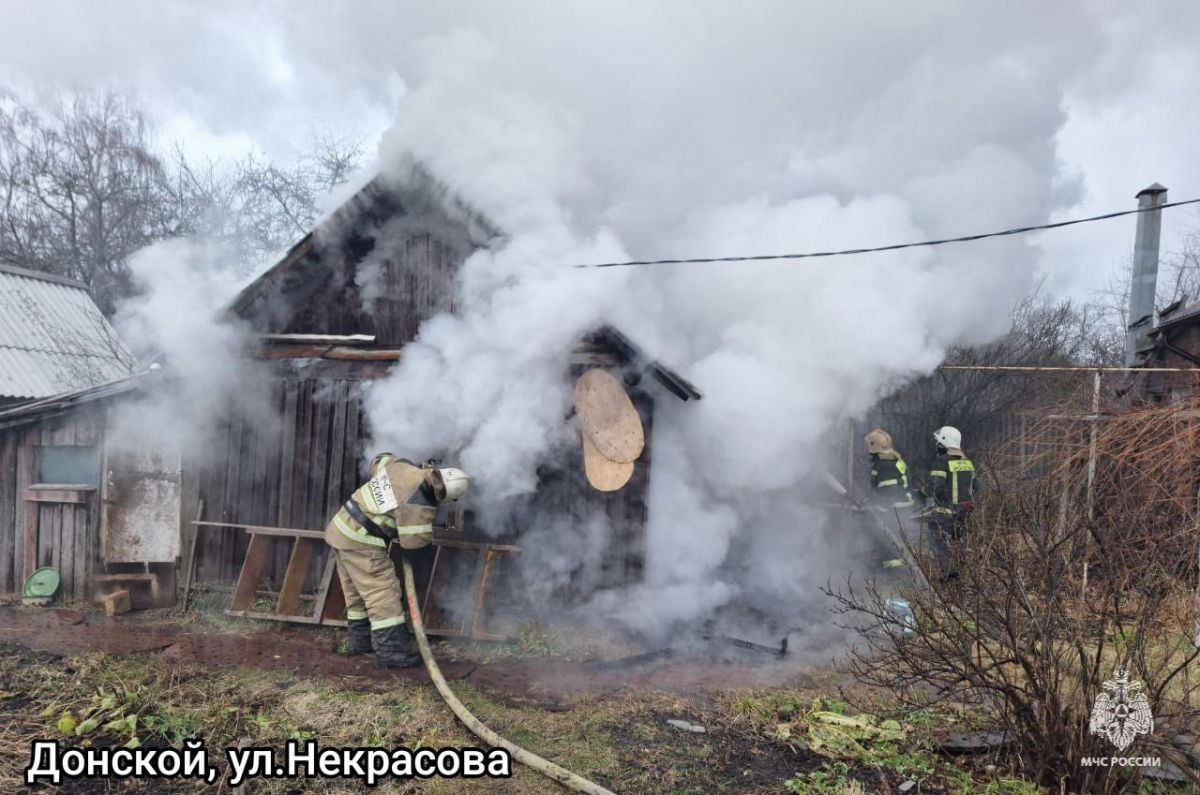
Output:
[
  {"xmin": 422, "ymin": 539, "xmax": 521, "ymax": 641},
  {"xmin": 191, "ymin": 521, "xmax": 346, "ymax": 625},
  {"xmin": 188, "ymin": 520, "xmax": 520, "ymax": 638}
]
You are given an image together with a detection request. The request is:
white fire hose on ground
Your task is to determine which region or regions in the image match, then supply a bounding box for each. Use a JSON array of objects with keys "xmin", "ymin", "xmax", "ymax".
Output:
[{"xmin": 400, "ymin": 557, "xmax": 616, "ymax": 795}]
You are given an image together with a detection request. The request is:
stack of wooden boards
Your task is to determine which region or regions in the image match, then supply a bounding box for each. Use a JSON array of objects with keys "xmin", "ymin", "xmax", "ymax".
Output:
[{"xmin": 574, "ymin": 369, "xmax": 645, "ymax": 492}]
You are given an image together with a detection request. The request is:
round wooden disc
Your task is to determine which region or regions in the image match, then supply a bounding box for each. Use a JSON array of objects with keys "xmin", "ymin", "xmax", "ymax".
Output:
[
  {"xmin": 574, "ymin": 368, "xmax": 645, "ymax": 464},
  {"xmin": 581, "ymin": 431, "xmax": 634, "ymax": 491}
]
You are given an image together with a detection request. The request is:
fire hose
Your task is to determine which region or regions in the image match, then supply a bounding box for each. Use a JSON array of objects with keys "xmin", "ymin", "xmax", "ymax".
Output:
[{"xmin": 400, "ymin": 557, "xmax": 616, "ymax": 795}]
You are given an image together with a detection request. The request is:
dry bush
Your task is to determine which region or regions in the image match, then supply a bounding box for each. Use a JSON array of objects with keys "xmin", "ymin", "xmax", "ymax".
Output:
[{"xmin": 831, "ymin": 397, "xmax": 1200, "ymax": 793}]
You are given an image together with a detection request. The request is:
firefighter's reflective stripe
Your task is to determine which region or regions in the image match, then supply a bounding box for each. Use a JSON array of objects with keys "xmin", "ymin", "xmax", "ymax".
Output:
[
  {"xmin": 371, "ymin": 615, "xmax": 406, "ymax": 630},
  {"xmin": 332, "ymin": 511, "xmax": 387, "ymax": 548},
  {"xmin": 948, "ymin": 458, "xmax": 975, "ymax": 504},
  {"xmin": 394, "ymin": 523, "xmax": 433, "ymax": 536},
  {"xmin": 877, "ymin": 478, "xmax": 900, "ymax": 487},
  {"xmin": 346, "ymin": 608, "xmax": 369, "ymax": 621}
]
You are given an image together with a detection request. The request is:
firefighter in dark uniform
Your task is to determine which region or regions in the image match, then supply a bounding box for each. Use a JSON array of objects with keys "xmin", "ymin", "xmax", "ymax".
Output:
[
  {"xmin": 865, "ymin": 429, "xmax": 914, "ymax": 512},
  {"xmin": 925, "ymin": 425, "xmax": 976, "ymax": 576},
  {"xmin": 865, "ymin": 428, "xmax": 914, "ymax": 569}
]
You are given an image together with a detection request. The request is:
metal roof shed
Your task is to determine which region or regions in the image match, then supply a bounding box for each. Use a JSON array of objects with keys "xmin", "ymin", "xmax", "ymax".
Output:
[{"xmin": 0, "ymin": 265, "xmax": 134, "ymax": 403}]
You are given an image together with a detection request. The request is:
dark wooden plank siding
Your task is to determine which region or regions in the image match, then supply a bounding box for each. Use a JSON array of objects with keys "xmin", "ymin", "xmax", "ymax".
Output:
[
  {"xmin": 193, "ymin": 376, "xmax": 371, "ymax": 586},
  {"xmin": 275, "ymin": 230, "xmax": 462, "ymax": 348},
  {"xmin": 0, "ymin": 431, "xmax": 17, "ymax": 593},
  {"xmin": 0, "ymin": 410, "xmax": 105, "ymax": 598},
  {"xmin": 0, "ymin": 409, "xmax": 104, "ymax": 600}
]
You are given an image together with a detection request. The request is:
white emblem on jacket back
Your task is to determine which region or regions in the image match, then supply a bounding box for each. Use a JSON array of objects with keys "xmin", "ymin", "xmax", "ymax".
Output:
[{"xmin": 368, "ymin": 470, "xmax": 399, "ymax": 512}]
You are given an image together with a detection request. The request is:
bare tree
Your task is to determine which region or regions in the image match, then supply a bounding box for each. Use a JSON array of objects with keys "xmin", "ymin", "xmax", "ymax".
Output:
[
  {"xmin": 1, "ymin": 88, "xmax": 364, "ymax": 313},
  {"xmin": 160, "ymin": 133, "xmax": 364, "ymax": 276},
  {"xmin": 0, "ymin": 91, "xmax": 171, "ymax": 314},
  {"xmin": 1160, "ymin": 227, "xmax": 1200, "ymax": 310}
]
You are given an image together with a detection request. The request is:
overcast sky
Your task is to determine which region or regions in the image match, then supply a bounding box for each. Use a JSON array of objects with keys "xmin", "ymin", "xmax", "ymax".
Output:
[{"xmin": 2, "ymin": 1, "xmax": 1198, "ymax": 302}]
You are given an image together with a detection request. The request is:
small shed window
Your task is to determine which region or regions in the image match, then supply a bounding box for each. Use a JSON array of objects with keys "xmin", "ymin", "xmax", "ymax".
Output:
[{"xmin": 36, "ymin": 445, "xmax": 100, "ymax": 485}]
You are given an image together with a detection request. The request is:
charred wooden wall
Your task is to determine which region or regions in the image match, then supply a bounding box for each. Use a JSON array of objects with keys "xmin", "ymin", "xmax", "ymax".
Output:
[
  {"xmin": 190, "ymin": 369, "xmax": 371, "ymax": 587},
  {"xmin": 278, "ymin": 231, "xmax": 462, "ymax": 347},
  {"xmin": 189, "ymin": 360, "xmax": 656, "ymax": 601},
  {"xmin": 208, "ymin": 176, "xmax": 655, "ymax": 601},
  {"xmin": 456, "ymin": 386, "xmax": 653, "ymax": 600},
  {"xmin": 0, "ymin": 408, "xmax": 104, "ymax": 601}
]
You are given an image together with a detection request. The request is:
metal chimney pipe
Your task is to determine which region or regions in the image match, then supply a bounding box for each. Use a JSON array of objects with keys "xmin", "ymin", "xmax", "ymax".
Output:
[{"xmin": 1125, "ymin": 183, "xmax": 1168, "ymax": 366}]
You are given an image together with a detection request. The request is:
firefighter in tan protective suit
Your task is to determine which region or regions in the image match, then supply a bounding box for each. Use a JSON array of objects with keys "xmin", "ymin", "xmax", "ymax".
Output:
[{"xmin": 325, "ymin": 453, "xmax": 470, "ymax": 668}]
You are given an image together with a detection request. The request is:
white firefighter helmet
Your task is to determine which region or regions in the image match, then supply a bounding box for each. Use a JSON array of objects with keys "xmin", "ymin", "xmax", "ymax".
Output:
[
  {"xmin": 864, "ymin": 428, "xmax": 894, "ymax": 455},
  {"xmin": 933, "ymin": 426, "xmax": 962, "ymax": 450},
  {"xmin": 432, "ymin": 467, "xmax": 470, "ymax": 502}
]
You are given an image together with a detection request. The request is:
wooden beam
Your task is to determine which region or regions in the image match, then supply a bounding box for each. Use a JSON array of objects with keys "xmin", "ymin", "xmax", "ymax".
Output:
[
  {"xmin": 192, "ymin": 520, "xmax": 322, "ymax": 538},
  {"xmin": 261, "ymin": 334, "xmax": 377, "ymax": 346},
  {"xmin": 317, "ymin": 555, "xmax": 345, "ymax": 623},
  {"xmin": 181, "ymin": 500, "xmax": 204, "ymax": 611},
  {"xmin": 230, "ymin": 533, "xmax": 271, "ymax": 611},
  {"xmin": 252, "ymin": 346, "xmax": 405, "ymax": 361},
  {"xmin": 276, "ymin": 539, "xmax": 315, "ymax": 615},
  {"xmin": 23, "ymin": 501, "xmax": 36, "ymax": 582},
  {"xmin": 23, "ymin": 487, "xmax": 94, "ymax": 504},
  {"xmin": 432, "ymin": 538, "xmax": 523, "ymax": 554}
]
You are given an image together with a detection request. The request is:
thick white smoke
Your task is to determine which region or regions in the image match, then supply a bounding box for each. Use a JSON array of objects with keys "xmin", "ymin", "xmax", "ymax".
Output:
[
  {"xmin": 342, "ymin": 4, "xmax": 1135, "ymax": 639},
  {"xmin": 109, "ymin": 239, "xmax": 272, "ymax": 457}
]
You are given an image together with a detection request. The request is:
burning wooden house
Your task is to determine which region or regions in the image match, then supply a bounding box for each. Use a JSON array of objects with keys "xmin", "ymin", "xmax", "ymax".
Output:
[{"xmin": 192, "ymin": 169, "xmax": 702, "ymax": 633}]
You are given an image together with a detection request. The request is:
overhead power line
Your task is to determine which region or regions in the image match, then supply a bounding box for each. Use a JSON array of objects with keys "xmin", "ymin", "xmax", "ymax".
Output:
[{"xmin": 574, "ymin": 196, "xmax": 1200, "ymax": 269}]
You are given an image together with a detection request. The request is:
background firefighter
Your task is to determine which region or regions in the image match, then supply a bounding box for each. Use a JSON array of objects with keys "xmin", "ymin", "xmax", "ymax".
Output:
[
  {"xmin": 324, "ymin": 453, "xmax": 470, "ymax": 668},
  {"xmin": 864, "ymin": 428, "xmax": 914, "ymax": 570},
  {"xmin": 924, "ymin": 425, "xmax": 976, "ymax": 578},
  {"xmin": 865, "ymin": 428, "xmax": 914, "ymax": 513}
]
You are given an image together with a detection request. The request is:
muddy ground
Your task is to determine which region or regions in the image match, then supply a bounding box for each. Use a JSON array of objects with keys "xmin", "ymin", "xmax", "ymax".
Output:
[
  {"xmin": 0, "ymin": 605, "xmax": 814, "ymax": 705},
  {"xmin": 0, "ymin": 604, "xmax": 1043, "ymax": 793}
]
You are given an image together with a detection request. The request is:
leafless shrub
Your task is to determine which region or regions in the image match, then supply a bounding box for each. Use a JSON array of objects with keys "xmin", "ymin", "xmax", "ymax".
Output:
[{"xmin": 831, "ymin": 397, "xmax": 1200, "ymax": 792}]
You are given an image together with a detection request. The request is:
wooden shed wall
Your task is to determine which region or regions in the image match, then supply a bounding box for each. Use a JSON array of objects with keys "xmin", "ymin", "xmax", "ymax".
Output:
[
  {"xmin": 191, "ymin": 375, "xmax": 368, "ymax": 587},
  {"xmin": 240, "ymin": 226, "xmax": 464, "ymax": 350},
  {"xmin": 0, "ymin": 408, "xmax": 105, "ymax": 601},
  {"xmin": 189, "ymin": 363, "xmax": 655, "ymax": 603}
]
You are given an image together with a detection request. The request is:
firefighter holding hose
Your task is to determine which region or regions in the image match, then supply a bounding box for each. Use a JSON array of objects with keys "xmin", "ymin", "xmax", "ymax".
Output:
[{"xmin": 324, "ymin": 453, "xmax": 469, "ymax": 668}]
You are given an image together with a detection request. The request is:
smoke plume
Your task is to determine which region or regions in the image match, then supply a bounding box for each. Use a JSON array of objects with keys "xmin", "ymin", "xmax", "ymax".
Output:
[
  {"xmin": 344, "ymin": 4, "xmax": 1138, "ymax": 643},
  {"xmin": 109, "ymin": 239, "xmax": 272, "ymax": 458}
]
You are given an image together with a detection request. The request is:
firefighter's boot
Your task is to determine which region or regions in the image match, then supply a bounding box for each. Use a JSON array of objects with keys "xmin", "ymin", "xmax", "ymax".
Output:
[
  {"xmin": 344, "ymin": 618, "xmax": 373, "ymax": 656},
  {"xmin": 372, "ymin": 624, "xmax": 421, "ymax": 669}
]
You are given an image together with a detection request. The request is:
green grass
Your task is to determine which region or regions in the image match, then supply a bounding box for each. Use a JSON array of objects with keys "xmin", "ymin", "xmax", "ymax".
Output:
[{"xmin": 1, "ymin": 633, "xmax": 1186, "ymax": 793}]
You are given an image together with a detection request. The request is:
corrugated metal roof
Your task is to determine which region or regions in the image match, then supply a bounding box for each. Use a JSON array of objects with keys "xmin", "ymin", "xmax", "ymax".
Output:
[
  {"xmin": 0, "ymin": 265, "xmax": 134, "ymax": 399},
  {"xmin": 1156, "ymin": 301, "xmax": 1200, "ymax": 333}
]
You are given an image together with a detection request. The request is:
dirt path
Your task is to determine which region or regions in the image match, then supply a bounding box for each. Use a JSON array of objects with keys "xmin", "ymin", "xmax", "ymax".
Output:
[{"xmin": 0, "ymin": 605, "xmax": 818, "ymax": 702}]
